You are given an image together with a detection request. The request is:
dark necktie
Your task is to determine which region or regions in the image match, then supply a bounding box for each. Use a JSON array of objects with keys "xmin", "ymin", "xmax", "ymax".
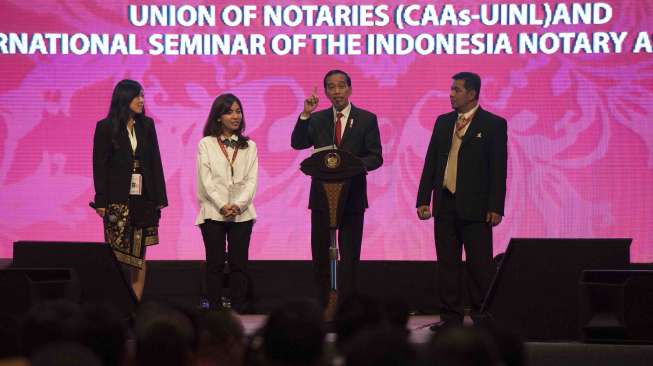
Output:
[{"xmin": 335, "ymin": 112, "xmax": 344, "ymax": 146}]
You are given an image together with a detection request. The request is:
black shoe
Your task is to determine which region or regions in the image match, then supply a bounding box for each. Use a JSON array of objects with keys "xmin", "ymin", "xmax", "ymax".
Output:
[{"xmin": 429, "ymin": 320, "xmax": 462, "ymax": 332}]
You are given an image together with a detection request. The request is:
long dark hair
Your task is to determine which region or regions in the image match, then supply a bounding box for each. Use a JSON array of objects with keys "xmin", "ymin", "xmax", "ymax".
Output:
[
  {"xmin": 107, "ymin": 79, "xmax": 145, "ymax": 149},
  {"xmin": 202, "ymin": 93, "xmax": 249, "ymax": 148}
]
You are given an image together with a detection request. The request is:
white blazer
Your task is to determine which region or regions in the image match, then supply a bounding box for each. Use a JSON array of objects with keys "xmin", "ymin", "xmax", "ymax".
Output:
[{"xmin": 195, "ymin": 135, "xmax": 258, "ymax": 224}]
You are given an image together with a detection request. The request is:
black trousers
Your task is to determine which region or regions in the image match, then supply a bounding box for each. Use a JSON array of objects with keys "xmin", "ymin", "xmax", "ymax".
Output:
[
  {"xmin": 199, "ymin": 219, "xmax": 254, "ymax": 312},
  {"xmin": 311, "ymin": 209, "xmax": 364, "ymax": 307},
  {"xmin": 435, "ymin": 189, "xmax": 495, "ymax": 324}
]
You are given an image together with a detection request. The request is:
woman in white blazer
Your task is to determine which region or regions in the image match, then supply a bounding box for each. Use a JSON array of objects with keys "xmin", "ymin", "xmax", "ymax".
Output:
[{"xmin": 196, "ymin": 93, "xmax": 258, "ymax": 312}]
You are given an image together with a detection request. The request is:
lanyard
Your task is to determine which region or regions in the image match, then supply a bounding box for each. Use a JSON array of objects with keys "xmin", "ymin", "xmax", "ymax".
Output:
[{"xmin": 217, "ymin": 137, "xmax": 239, "ymax": 182}]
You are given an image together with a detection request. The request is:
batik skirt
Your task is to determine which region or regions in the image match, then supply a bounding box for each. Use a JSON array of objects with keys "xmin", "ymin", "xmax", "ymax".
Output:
[{"xmin": 103, "ymin": 195, "xmax": 160, "ymax": 269}]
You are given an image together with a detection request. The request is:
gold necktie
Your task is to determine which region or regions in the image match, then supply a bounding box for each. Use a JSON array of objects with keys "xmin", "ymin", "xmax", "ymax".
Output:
[{"xmin": 443, "ymin": 115, "xmax": 470, "ymax": 193}]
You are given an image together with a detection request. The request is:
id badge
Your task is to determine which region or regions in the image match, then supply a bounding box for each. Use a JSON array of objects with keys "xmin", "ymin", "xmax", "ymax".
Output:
[{"xmin": 130, "ymin": 173, "xmax": 142, "ymax": 195}]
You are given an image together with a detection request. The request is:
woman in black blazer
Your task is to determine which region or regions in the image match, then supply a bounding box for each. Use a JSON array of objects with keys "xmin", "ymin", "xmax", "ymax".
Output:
[{"xmin": 92, "ymin": 79, "xmax": 168, "ymax": 300}]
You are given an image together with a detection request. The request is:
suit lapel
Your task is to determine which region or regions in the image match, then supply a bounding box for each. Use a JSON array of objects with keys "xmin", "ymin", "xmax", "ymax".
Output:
[
  {"xmin": 442, "ymin": 112, "xmax": 456, "ymax": 152},
  {"xmin": 339, "ymin": 104, "xmax": 357, "ymax": 147},
  {"xmin": 317, "ymin": 108, "xmax": 336, "ymax": 145},
  {"xmin": 133, "ymin": 119, "xmax": 145, "ymax": 158},
  {"xmin": 117, "ymin": 124, "xmax": 133, "ymax": 161}
]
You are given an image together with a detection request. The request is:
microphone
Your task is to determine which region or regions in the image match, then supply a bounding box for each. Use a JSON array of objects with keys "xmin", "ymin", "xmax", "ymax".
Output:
[
  {"xmin": 332, "ymin": 114, "xmax": 337, "ymax": 149},
  {"xmin": 89, "ymin": 202, "xmax": 117, "ymax": 223}
]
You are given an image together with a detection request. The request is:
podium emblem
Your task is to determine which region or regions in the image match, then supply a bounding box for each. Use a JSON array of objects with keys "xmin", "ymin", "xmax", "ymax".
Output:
[{"xmin": 324, "ymin": 152, "xmax": 341, "ymax": 169}]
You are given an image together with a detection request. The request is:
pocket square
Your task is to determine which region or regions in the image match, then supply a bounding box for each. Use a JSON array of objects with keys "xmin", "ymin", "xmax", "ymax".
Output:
[{"xmin": 475, "ymin": 132, "xmax": 482, "ymax": 138}]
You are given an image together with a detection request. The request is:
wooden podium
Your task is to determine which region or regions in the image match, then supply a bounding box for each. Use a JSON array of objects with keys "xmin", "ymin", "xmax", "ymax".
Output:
[{"xmin": 300, "ymin": 148, "xmax": 366, "ymax": 320}]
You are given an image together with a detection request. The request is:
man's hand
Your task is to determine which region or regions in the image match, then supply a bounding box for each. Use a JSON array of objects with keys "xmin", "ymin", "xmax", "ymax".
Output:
[
  {"xmin": 301, "ymin": 86, "xmax": 319, "ymax": 119},
  {"xmin": 417, "ymin": 205, "xmax": 432, "ymax": 220},
  {"xmin": 486, "ymin": 211, "xmax": 502, "ymax": 226}
]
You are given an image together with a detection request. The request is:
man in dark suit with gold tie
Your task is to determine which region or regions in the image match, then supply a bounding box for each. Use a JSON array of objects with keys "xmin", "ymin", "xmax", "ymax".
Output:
[
  {"xmin": 291, "ymin": 70, "xmax": 383, "ymax": 307},
  {"xmin": 416, "ymin": 72, "xmax": 507, "ymax": 330}
]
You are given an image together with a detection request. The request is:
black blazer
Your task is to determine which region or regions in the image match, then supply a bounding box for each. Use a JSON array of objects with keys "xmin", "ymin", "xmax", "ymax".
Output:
[
  {"xmin": 416, "ymin": 107, "xmax": 507, "ymax": 221},
  {"xmin": 291, "ymin": 104, "xmax": 383, "ymax": 212},
  {"xmin": 93, "ymin": 116, "xmax": 168, "ymax": 209}
]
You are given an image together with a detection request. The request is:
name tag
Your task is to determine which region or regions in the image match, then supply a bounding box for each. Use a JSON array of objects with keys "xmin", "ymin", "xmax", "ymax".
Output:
[{"xmin": 130, "ymin": 173, "xmax": 142, "ymax": 195}]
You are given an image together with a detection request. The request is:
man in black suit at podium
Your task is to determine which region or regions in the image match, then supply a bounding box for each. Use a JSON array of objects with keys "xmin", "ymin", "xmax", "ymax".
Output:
[
  {"xmin": 291, "ymin": 70, "xmax": 383, "ymax": 306},
  {"xmin": 416, "ymin": 72, "xmax": 507, "ymax": 330}
]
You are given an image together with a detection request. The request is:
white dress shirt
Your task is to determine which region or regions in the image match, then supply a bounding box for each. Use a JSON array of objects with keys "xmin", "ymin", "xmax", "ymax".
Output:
[
  {"xmin": 195, "ymin": 135, "xmax": 258, "ymax": 224},
  {"xmin": 127, "ymin": 124, "xmax": 137, "ymax": 153}
]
